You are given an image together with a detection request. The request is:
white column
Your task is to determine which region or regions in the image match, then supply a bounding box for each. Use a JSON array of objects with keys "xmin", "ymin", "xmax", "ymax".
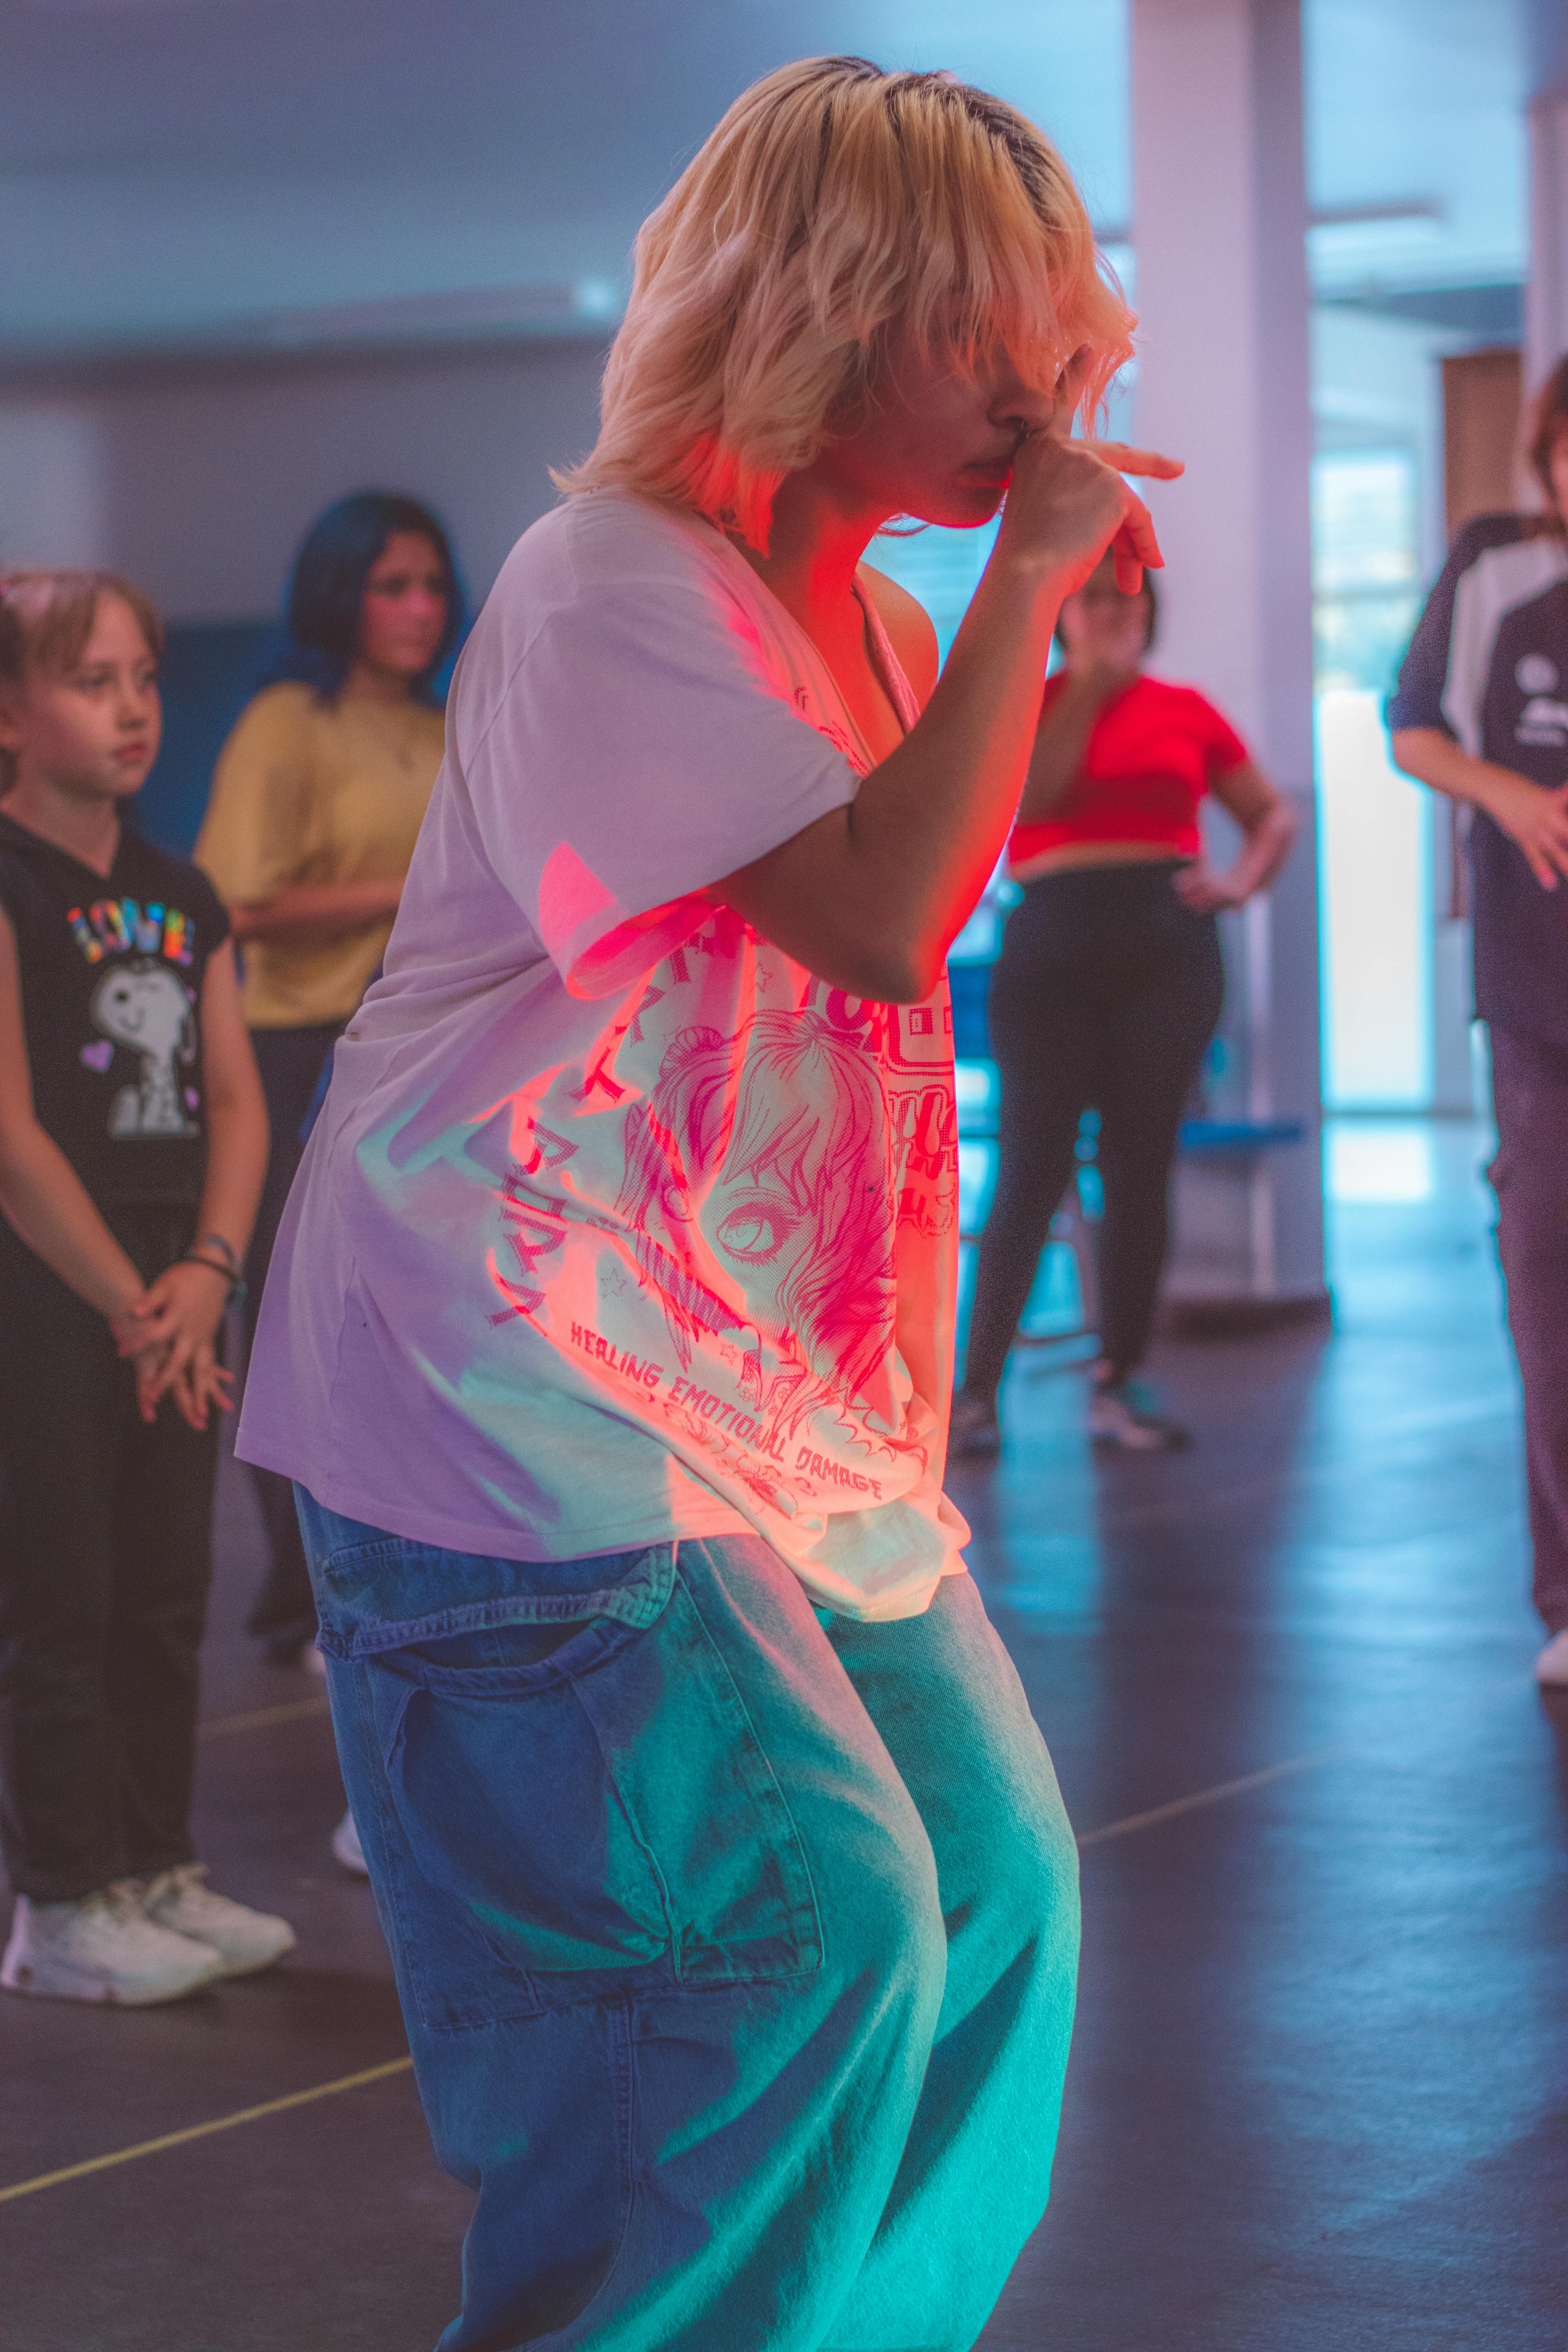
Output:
[
  {"xmin": 1130, "ymin": 0, "xmax": 1327, "ymax": 1309},
  {"xmin": 1528, "ymin": 89, "xmax": 1568, "ymax": 401}
]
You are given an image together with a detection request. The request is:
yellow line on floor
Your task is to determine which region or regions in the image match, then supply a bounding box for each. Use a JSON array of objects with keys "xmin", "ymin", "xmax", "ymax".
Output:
[
  {"xmin": 1077, "ymin": 1747, "xmax": 1347, "ymax": 1848},
  {"xmin": 196, "ymin": 1695, "xmax": 331, "ymax": 1740},
  {"xmin": 0, "ymin": 1742, "xmax": 1387, "ymax": 2208},
  {"xmin": 8, "ymin": 1685, "xmax": 1517, "ymax": 2203},
  {"xmin": 1076, "ymin": 1672, "xmax": 1531, "ymax": 1850},
  {"xmin": 0, "ymin": 2057, "xmax": 415, "ymax": 2205}
]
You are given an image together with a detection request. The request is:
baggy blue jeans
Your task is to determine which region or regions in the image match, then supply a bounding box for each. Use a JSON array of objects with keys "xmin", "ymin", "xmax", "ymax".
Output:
[{"xmin": 296, "ymin": 1494, "xmax": 1080, "ymax": 2352}]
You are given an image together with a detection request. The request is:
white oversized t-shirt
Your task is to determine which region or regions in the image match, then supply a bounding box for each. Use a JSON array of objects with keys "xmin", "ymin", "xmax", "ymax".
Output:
[{"xmin": 238, "ymin": 490, "xmax": 968, "ymax": 1621}]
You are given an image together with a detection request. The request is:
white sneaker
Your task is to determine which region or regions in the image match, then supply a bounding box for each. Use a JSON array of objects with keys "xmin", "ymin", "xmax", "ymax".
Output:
[
  {"xmin": 136, "ymin": 1865, "xmax": 296, "ymax": 1977},
  {"xmin": 1, "ymin": 1884, "xmax": 223, "ymax": 2006},
  {"xmin": 1534, "ymin": 1628, "xmax": 1568, "ymax": 1685},
  {"xmin": 1087, "ymin": 1376, "xmax": 1191, "ymax": 1453},
  {"xmin": 331, "ymin": 1808, "xmax": 369, "ymax": 1876}
]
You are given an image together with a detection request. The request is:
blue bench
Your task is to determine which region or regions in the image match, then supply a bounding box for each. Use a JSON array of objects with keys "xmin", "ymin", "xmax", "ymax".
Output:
[{"xmin": 1177, "ymin": 1116, "xmax": 1305, "ymax": 1152}]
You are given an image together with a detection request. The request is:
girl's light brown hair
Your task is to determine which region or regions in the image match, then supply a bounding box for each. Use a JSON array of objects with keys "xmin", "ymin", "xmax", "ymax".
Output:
[
  {"xmin": 557, "ymin": 56, "xmax": 1135, "ymax": 551},
  {"xmin": 0, "ymin": 570, "xmax": 163, "ymax": 792}
]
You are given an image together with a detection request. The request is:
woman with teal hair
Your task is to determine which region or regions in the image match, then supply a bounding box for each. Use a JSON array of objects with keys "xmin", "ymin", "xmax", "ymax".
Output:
[{"xmin": 198, "ymin": 491, "xmax": 461, "ymax": 1664}]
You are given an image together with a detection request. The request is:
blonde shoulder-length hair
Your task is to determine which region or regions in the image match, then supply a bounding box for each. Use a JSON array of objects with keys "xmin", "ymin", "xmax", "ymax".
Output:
[{"xmin": 555, "ymin": 56, "xmax": 1136, "ymax": 552}]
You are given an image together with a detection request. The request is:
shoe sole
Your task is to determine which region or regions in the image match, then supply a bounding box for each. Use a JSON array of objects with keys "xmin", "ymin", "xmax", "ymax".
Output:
[
  {"xmin": 208, "ymin": 1936, "xmax": 298, "ymax": 1978},
  {"xmin": 0, "ymin": 1958, "xmax": 223, "ymax": 2006}
]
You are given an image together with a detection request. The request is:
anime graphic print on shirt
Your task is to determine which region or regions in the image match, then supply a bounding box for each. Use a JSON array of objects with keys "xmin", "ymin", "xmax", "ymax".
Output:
[
  {"xmin": 0, "ymin": 813, "xmax": 227, "ymax": 1207},
  {"xmin": 459, "ymin": 559, "xmax": 965, "ymax": 1607},
  {"xmin": 481, "ymin": 917, "xmax": 961, "ymax": 1590},
  {"xmin": 240, "ymin": 492, "xmax": 970, "ymax": 1619}
]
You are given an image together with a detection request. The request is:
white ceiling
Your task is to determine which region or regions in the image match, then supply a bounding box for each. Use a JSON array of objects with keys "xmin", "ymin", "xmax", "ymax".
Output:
[{"xmin": 0, "ymin": 0, "xmax": 1543, "ymax": 365}]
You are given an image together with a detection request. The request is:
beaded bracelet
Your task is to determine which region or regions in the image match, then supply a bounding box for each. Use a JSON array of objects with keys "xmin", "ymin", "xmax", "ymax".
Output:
[
  {"xmin": 194, "ymin": 1230, "xmax": 242, "ymax": 1278},
  {"xmin": 180, "ymin": 1251, "xmax": 248, "ymax": 1308}
]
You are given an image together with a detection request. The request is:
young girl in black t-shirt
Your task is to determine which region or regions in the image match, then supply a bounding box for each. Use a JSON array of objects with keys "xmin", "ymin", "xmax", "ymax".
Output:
[{"xmin": 0, "ymin": 568, "xmax": 294, "ymax": 2004}]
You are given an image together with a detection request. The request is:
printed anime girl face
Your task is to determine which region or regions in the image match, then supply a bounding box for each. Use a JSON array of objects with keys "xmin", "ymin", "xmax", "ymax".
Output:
[
  {"xmin": 621, "ymin": 1014, "xmax": 897, "ymax": 1408},
  {"xmin": 704, "ymin": 1078, "xmax": 886, "ymax": 1366}
]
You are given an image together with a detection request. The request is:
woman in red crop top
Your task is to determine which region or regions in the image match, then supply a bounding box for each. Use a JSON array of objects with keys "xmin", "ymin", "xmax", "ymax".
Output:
[{"xmin": 951, "ymin": 553, "xmax": 1296, "ymax": 1456}]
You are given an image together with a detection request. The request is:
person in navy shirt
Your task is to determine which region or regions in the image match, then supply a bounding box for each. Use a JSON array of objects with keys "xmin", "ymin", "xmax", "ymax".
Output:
[{"xmin": 1391, "ymin": 355, "xmax": 1568, "ymax": 1684}]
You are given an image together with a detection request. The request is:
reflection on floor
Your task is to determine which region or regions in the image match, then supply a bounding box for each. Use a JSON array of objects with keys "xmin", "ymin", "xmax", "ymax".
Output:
[{"xmin": 2, "ymin": 1119, "xmax": 1563, "ymax": 2352}]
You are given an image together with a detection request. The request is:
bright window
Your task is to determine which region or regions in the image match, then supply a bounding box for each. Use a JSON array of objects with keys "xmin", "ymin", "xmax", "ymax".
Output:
[
  {"xmin": 1311, "ymin": 450, "xmax": 1421, "ymax": 692},
  {"xmin": 1311, "ymin": 448, "xmax": 1432, "ymax": 1107},
  {"xmin": 868, "ymin": 517, "xmax": 1000, "ymax": 666},
  {"xmin": 1315, "ymin": 689, "xmax": 1434, "ymax": 1107}
]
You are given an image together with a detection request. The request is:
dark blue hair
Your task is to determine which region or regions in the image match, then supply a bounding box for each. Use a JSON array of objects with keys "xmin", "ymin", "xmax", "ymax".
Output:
[{"xmin": 260, "ymin": 491, "xmax": 464, "ymax": 704}]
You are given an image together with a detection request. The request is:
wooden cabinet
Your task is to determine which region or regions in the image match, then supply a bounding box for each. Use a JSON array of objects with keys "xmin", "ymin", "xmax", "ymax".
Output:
[{"xmin": 1441, "ymin": 347, "xmax": 1524, "ymax": 535}]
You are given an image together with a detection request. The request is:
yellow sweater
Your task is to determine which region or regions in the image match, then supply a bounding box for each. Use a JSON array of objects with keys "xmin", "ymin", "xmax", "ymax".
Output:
[{"xmin": 196, "ymin": 682, "xmax": 445, "ymax": 1029}]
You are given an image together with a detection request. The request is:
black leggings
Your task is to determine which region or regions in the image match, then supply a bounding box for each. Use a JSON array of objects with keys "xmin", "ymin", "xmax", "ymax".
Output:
[
  {"xmin": 963, "ymin": 863, "xmax": 1224, "ymax": 1397},
  {"xmin": 0, "ymin": 1205, "xmax": 218, "ymax": 1901}
]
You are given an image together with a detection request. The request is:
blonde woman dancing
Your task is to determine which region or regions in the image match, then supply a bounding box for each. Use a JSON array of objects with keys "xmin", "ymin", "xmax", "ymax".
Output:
[{"xmin": 240, "ymin": 56, "xmax": 1178, "ymax": 2352}]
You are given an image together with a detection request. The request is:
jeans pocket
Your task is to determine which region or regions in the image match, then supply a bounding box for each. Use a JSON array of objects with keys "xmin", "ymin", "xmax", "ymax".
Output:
[{"xmin": 358, "ymin": 1557, "xmax": 822, "ymax": 2034}]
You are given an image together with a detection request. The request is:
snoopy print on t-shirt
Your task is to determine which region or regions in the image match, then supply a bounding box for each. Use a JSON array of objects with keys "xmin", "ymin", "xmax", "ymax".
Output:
[{"xmin": 72, "ymin": 897, "xmax": 201, "ymax": 1141}]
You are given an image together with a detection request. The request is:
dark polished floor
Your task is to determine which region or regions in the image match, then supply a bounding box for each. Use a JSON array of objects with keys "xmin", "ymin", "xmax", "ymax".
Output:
[{"xmin": 2, "ymin": 1118, "xmax": 1563, "ymax": 2352}]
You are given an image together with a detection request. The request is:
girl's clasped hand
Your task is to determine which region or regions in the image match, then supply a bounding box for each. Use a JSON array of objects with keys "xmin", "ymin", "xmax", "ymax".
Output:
[{"xmin": 110, "ymin": 1256, "xmax": 236, "ymax": 1430}]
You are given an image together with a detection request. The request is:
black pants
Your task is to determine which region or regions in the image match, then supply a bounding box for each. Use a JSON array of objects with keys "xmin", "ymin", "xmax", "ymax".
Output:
[
  {"xmin": 0, "ymin": 1205, "xmax": 217, "ymax": 1902},
  {"xmin": 963, "ymin": 863, "xmax": 1225, "ymax": 1399},
  {"xmin": 242, "ymin": 1022, "xmax": 343, "ymax": 1646},
  {"xmin": 1488, "ymin": 1025, "xmax": 1568, "ymax": 1632}
]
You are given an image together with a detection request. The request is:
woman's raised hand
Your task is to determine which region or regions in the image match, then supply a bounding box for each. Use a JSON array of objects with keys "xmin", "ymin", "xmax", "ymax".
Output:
[{"xmin": 996, "ymin": 353, "xmax": 1182, "ymax": 598}]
